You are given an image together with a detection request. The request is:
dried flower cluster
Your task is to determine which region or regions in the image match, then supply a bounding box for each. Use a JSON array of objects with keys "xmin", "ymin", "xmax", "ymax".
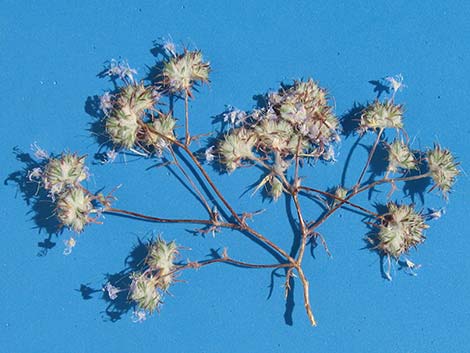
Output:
[{"xmin": 21, "ymin": 40, "xmax": 460, "ymax": 326}]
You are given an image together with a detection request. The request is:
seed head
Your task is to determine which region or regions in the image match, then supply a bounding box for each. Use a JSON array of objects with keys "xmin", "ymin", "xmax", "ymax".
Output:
[
  {"xmin": 427, "ymin": 144, "xmax": 459, "ymax": 196},
  {"xmin": 255, "ymin": 119, "xmax": 300, "ymax": 154},
  {"xmin": 56, "ymin": 188, "xmax": 93, "ymax": 233},
  {"xmin": 331, "ymin": 186, "xmax": 348, "ymax": 208},
  {"xmin": 377, "ymin": 203, "xmax": 428, "ymax": 258}
]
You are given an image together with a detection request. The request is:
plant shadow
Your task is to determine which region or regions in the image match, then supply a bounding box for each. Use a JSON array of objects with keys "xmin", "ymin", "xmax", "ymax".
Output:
[
  {"xmin": 4, "ymin": 147, "xmax": 62, "ymax": 256},
  {"xmin": 77, "ymin": 238, "xmax": 148, "ymax": 322}
]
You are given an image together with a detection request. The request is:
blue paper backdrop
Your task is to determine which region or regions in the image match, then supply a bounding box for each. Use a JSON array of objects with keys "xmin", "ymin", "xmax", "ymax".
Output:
[{"xmin": 1, "ymin": 1, "xmax": 469, "ymax": 352}]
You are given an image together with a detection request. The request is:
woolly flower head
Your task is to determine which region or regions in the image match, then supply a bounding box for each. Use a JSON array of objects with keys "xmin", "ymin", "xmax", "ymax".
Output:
[
  {"xmin": 377, "ymin": 203, "xmax": 428, "ymax": 258},
  {"xmin": 359, "ymin": 101, "xmax": 403, "ymax": 132},
  {"xmin": 218, "ymin": 128, "xmax": 257, "ymax": 172},
  {"xmin": 387, "ymin": 140, "xmax": 417, "ymax": 173},
  {"xmin": 42, "ymin": 153, "xmax": 88, "ymax": 195},
  {"xmin": 162, "ymin": 50, "xmax": 210, "ymax": 94},
  {"xmin": 130, "ymin": 273, "xmax": 161, "ymax": 313},
  {"xmin": 56, "ymin": 188, "xmax": 93, "ymax": 232},
  {"xmin": 427, "ymin": 144, "xmax": 459, "ymax": 195}
]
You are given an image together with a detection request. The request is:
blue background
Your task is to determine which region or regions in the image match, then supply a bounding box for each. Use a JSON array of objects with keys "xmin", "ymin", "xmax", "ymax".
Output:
[{"xmin": 1, "ymin": 1, "xmax": 469, "ymax": 352}]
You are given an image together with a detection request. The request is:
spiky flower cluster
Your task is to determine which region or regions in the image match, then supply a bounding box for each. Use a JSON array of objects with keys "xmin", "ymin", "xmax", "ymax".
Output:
[
  {"xmin": 427, "ymin": 144, "xmax": 459, "ymax": 195},
  {"xmin": 28, "ymin": 152, "xmax": 96, "ymax": 233},
  {"xmin": 387, "ymin": 139, "xmax": 417, "ymax": 173},
  {"xmin": 359, "ymin": 101, "xmax": 403, "ymax": 132},
  {"xmin": 162, "ymin": 50, "xmax": 210, "ymax": 94},
  {"xmin": 129, "ymin": 238, "xmax": 179, "ymax": 314},
  {"xmin": 217, "ymin": 79, "xmax": 339, "ymax": 176},
  {"xmin": 377, "ymin": 203, "xmax": 428, "ymax": 258}
]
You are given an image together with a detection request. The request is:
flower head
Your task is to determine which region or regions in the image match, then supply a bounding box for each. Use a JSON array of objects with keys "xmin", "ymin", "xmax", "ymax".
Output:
[
  {"xmin": 427, "ymin": 144, "xmax": 459, "ymax": 196},
  {"xmin": 387, "ymin": 140, "xmax": 417, "ymax": 173},
  {"xmin": 376, "ymin": 203, "xmax": 428, "ymax": 258},
  {"xmin": 143, "ymin": 113, "xmax": 177, "ymax": 153},
  {"xmin": 146, "ymin": 238, "xmax": 178, "ymax": 290},
  {"xmin": 42, "ymin": 153, "xmax": 88, "ymax": 195},
  {"xmin": 218, "ymin": 128, "xmax": 256, "ymax": 172},
  {"xmin": 359, "ymin": 101, "xmax": 403, "ymax": 132},
  {"xmin": 162, "ymin": 50, "xmax": 210, "ymax": 94},
  {"xmin": 56, "ymin": 187, "xmax": 93, "ymax": 232},
  {"xmin": 130, "ymin": 273, "xmax": 161, "ymax": 313}
]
